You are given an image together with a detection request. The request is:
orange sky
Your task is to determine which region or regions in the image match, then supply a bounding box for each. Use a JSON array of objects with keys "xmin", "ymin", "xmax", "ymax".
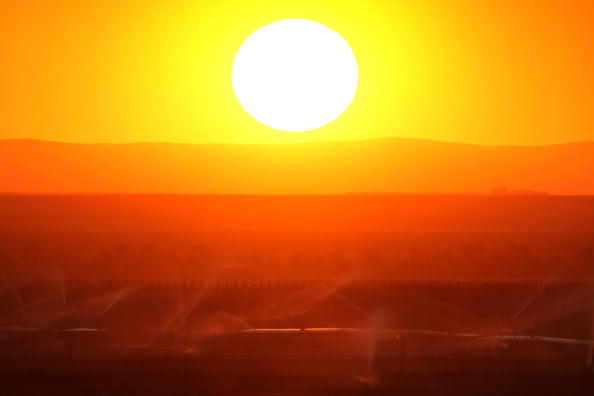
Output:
[{"xmin": 1, "ymin": 0, "xmax": 593, "ymax": 146}]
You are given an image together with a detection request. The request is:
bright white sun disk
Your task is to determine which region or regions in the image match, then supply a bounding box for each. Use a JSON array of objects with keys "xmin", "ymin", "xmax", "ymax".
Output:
[{"xmin": 232, "ymin": 19, "xmax": 359, "ymax": 132}]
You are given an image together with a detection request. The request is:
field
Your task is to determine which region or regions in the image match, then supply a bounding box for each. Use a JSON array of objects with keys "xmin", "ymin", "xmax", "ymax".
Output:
[
  {"xmin": 0, "ymin": 279, "xmax": 593, "ymax": 395},
  {"xmin": 1, "ymin": 194, "xmax": 594, "ymax": 394}
]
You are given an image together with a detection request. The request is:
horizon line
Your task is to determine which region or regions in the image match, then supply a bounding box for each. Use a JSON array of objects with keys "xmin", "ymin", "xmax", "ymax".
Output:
[
  {"xmin": 2, "ymin": 136, "xmax": 593, "ymax": 149},
  {"xmin": 2, "ymin": 192, "xmax": 590, "ymax": 198}
]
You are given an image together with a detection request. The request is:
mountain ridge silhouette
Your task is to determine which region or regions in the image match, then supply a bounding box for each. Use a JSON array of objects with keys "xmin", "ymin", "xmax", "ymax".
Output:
[{"xmin": 1, "ymin": 137, "xmax": 592, "ymax": 194}]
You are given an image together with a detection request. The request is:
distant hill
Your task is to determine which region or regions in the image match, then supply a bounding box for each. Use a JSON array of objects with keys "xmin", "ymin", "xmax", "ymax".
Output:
[{"xmin": 1, "ymin": 138, "xmax": 593, "ymax": 194}]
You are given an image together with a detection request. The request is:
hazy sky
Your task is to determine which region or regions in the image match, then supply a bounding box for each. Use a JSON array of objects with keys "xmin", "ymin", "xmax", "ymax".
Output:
[{"xmin": 1, "ymin": 0, "xmax": 593, "ymax": 145}]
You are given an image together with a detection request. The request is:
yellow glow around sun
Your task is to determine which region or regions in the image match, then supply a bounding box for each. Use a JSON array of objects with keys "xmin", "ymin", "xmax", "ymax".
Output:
[{"xmin": 232, "ymin": 19, "xmax": 359, "ymax": 132}]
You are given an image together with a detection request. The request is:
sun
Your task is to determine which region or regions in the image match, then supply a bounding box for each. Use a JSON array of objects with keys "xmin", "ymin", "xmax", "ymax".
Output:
[{"xmin": 232, "ymin": 19, "xmax": 359, "ymax": 132}]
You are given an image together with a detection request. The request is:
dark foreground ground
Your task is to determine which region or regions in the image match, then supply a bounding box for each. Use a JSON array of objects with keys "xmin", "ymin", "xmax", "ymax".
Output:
[
  {"xmin": 1, "ymin": 278, "xmax": 594, "ymax": 395},
  {"xmin": 2, "ymin": 360, "xmax": 593, "ymax": 396},
  {"xmin": 1, "ymin": 331, "xmax": 593, "ymax": 396}
]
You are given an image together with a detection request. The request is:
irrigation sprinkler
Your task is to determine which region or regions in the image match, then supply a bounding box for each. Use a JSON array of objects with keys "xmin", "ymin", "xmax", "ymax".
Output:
[
  {"xmin": 59, "ymin": 336, "xmax": 74, "ymax": 373},
  {"xmin": 183, "ymin": 350, "xmax": 189, "ymax": 380},
  {"xmin": 399, "ymin": 335, "xmax": 406, "ymax": 372},
  {"xmin": 68, "ymin": 340, "xmax": 73, "ymax": 372}
]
